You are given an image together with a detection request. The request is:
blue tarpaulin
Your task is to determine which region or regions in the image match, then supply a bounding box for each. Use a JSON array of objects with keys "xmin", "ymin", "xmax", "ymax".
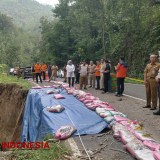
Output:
[{"xmin": 20, "ymin": 88, "xmax": 108, "ymax": 142}]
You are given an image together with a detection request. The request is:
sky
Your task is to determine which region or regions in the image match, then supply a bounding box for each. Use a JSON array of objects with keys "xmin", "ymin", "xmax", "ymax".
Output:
[{"xmin": 35, "ymin": 0, "xmax": 59, "ymax": 6}]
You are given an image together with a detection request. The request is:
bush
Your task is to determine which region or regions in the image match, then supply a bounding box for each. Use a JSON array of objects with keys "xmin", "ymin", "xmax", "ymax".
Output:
[{"xmin": 0, "ymin": 64, "xmax": 8, "ymax": 74}]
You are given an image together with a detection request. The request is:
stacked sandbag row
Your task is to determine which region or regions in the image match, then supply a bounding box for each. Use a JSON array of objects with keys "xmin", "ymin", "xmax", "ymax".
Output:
[
  {"xmin": 113, "ymin": 117, "xmax": 160, "ymax": 160},
  {"xmin": 63, "ymin": 85, "xmax": 127, "ymax": 128},
  {"xmin": 61, "ymin": 83, "xmax": 160, "ymax": 160}
]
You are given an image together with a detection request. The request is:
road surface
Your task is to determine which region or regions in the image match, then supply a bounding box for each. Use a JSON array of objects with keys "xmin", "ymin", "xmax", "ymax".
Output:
[{"xmin": 124, "ymin": 83, "xmax": 146, "ymax": 100}]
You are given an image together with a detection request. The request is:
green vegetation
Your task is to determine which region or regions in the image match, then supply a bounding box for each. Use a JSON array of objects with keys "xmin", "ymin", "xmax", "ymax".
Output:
[
  {"xmin": 0, "ymin": 74, "xmax": 32, "ymax": 89},
  {"xmin": 0, "ymin": 0, "xmax": 53, "ymax": 32},
  {"xmin": 6, "ymin": 142, "xmax": 71, "ymax": 160},
  {"xmin": 0, "ymin": 0, "xmax": 54, "ymax": 68},
  {"xmin": 40, "ymin": 0, "xmax": 160, "ymax": 77},
  {"xmin": 125, "ymin": 78, "xmax": 144, "ymax": 84},
  {"xmin": 1, "ymin": 0, "xmax": 160, "ymax": 76}
]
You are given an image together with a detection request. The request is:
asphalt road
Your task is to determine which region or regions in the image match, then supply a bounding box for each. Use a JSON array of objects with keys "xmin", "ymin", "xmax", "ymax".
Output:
[{"xmin": 124, "ymin": 83, "xmax": 146, "ymax": 100}]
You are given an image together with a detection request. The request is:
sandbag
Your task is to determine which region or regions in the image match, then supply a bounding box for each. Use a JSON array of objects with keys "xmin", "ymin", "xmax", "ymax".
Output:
[
  {"xmin": 54, "ymin": 94, "xmax": 65, "ymax": 99},
  {"xmin": 93, "ymin": 100, "xmax": 109, "ymax": 106},
  {"xmin": 52, "ymin": 84, "xmax": 61, "ymax": 88},
  {"xmin": 79, "ymin": 98, "xmax": 86, "ymax": 102},
  {"xmin": 110, "ymin": 111, "xmax": 127, "ymax": 118},
  {"xmin": 46, "ymin": 90, "xmax": 54, "ymax": 94},
  {"xmin": 96, "ymin": 108, "xmax": 114, "ymax": 118},
  {"xmin": 55, "ymin": 125, "xmax": 77, "ymax": 140},
  {"xmin": 83, "ymin": 99, "xmax": 93, "ymax": 104},
  {"xmin": 43, "ymin": 85, "xmax": 52, "ymax": 88},
  {"xmin": 153, "ymin": 151, "xmax": 160, "ymax": 160},
  {"xmin": 104, "ymin": 116, "xmax": 115, "ymax": 124},
  {"xmin": 108, "ymin": 120, "xmax": 116, "ymax": 128},
  {"xmin": 119, "ymin": 129, "xmax": 137, "ymax": 144},
  {"xmin": 133, "ymin": 130, "xmax": 153, "ymax": 142},
  {"xmin": 112, "ymin": 123, "xmax": 127, "ymax": 139},
  {"xmin": 47, "ymin": 105, "xmax": 65, "ymax": 113},
  {"xmin": 114, "ymin": 116, "xmax": 129, "ymax": 122},
  {"xmin": 32, "ymin": 86, "xmax": 42, "ymax": 89},
  {"xmin": 143, "ymin": 140, "xmax": 160, "ymax": 151},
  {"xmin": 46, "ymin": 89, "xmax": 59, "ymax": 94},
  {"xmin": 85, "ymin": 103, "xmax": 98, "ymax": 110},
  {"xmin": 72, "ymin": 90, "xmax": 80, "ymax": 96},
  {"xmin": 100, "ymin": 111, "xmax": 112, "ymax": 118},
  {"xmin": 85, "ymin": 96, "xmax": 97, "ymax": 100},
  {"xmin": 125, "ymin": 139, "xmax": 155, "ymax": 160}
]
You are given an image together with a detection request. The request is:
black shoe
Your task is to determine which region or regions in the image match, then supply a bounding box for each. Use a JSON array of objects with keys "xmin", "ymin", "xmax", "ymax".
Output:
[
  {"xmin": 89, "ymin": 86, "xmax": 92, "ymax": 88},
  {"xmin": 153, "ymin": 110, "xmax": 160, "ymax": 115},
  {"xmin": 84, "ymin": 87, "xmax": 87, "ymax": 90},
  {"xmin": 150, "ymin": 108, "xmax": 156, "ymax": 110},
  {"xmin": 143, "ymin": 105, "xmax": 151, "ymax": 108},
  {"xmin": 95, "ymin": 88, "xmax": 100, "ymax": 90}
]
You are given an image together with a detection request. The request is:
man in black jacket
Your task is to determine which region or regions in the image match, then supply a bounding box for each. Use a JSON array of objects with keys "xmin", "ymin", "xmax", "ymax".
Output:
[{"xmin": 102, "ymin": 60, "xmax": 110, "ymax": 94}]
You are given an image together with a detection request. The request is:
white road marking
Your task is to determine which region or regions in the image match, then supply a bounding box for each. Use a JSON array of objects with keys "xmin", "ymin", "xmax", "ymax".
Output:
[{"xmin": 123, "ymin": 94, "xmax": 146, "ymax": 102}]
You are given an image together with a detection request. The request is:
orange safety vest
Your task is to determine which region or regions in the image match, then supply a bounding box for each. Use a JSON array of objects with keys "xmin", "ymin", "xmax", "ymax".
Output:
[
  {"xmin": 34, "ymin": 64, "xmax": 41, "ymax": 73},
  {"xmin": 116, "ymin": 63, "xmax": 128, "ymax": 78},
  {"xmin": 41, "ymin": 64, "xmax": 47, "ymax": 72},
  {"xmin": 95, "ymin": 65, "xmax": 101, "ymax": 76}
]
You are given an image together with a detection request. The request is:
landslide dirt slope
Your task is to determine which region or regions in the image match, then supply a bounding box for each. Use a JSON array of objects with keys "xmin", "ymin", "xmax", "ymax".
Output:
[{"xmin": 0, "ymin": 83, "xmax": 28, "ymax": 142}]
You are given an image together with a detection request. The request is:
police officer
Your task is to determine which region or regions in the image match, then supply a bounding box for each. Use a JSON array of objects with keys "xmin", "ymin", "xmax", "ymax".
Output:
[{"xmin": 143, "ymin": 54, "xmax": 160, "ymax": 110}]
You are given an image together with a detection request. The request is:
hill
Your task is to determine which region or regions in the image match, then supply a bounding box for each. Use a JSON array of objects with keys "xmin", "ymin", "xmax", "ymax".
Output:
[{"xmin": 0, "ymin": 0, "xmax": 54, "ymax": 32}]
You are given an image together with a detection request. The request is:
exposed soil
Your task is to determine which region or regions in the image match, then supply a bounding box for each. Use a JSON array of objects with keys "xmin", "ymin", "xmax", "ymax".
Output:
[{"xmin": 0, "ymin": 83, "xmax": 28, "ymax": 143}]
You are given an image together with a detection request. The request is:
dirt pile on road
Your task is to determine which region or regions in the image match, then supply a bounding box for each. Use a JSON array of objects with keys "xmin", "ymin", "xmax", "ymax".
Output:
[{"xmin": 0, "ymin": 83, "xmax": 28, "ymax": 142}]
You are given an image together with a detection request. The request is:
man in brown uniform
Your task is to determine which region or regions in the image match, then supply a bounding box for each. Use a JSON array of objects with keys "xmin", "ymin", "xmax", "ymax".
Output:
[
  {"xmin": 143, "ymin": 55, "xmax": 160, "ymax": 110},
  {"xmin": 88, "ymin": 61, "xmax": 96, "ymax": 88}
]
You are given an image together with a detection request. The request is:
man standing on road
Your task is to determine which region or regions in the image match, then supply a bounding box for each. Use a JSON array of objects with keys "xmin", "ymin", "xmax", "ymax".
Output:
[
  {"xmin": 102, "ymin": 60, "xmax": 110, "ymax": 94},
  {"xmin": 34, "ymin": 62, "xmax": 42, "ymax": 83},
  {"xmin": 143, "ymin": 54, "xmax": 159, "ymax": 110},
  {"xmin": 100, "ymin": 59, "xmax": 106, "ymax": 90},
  {"xmin": 66, "ymin": 60, "xmax": 75, "ymax": 87},
  {"xmin": 49, "ymin": 64, "xmax": 58, "ymax": 82},
  {"xmin": 75, "ymin": 64, "xmax": 80, "ymax": 84},
  {"xmin": 95, "ymin": 61, "xmax": 101, "ymax": 90},
  {"xmin": 31, "ymin": 64, "xmax": 35, "ymax": 81},
  {"xmin": 79, "ymin": 61, "xmax": 88, "ymax": 90},
  {"xmin": 88, "ymin": 61, "xmax": 96, "ymax": 88},
  {"xmin": 47, "ymin": 63, "xmax": 52, "ymax": 80},
  {"xmin": 41, "ymin": 63, "xmax": 47, "ymax": 80},
  {"xmin": 115, "ymin": 57, "xmax": 128, "ymax": 97},
  {"xmin": 63, "ymin": 64, "xmax": 67, "ymax": 82}
]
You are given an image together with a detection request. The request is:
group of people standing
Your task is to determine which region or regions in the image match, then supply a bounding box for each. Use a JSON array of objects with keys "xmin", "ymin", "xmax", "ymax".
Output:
[
  {"xmin": 32, "ymin": 62, "xmax": 58, "ymax": 83},
  {"xmin": 64, "ymin": 57, "xmax": 128, "ymax": 97}
]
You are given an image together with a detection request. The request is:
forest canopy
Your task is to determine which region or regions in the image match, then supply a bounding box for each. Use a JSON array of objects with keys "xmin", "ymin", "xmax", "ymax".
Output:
[{"xmin": 40, "ymin": 0, "xmax": 160, "ymax": 78}]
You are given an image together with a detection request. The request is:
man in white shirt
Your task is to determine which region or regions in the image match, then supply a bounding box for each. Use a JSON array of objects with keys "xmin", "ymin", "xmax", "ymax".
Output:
[{"xmin": 66, "ymin": 60, "xmax": 75, "ymax": 87}]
